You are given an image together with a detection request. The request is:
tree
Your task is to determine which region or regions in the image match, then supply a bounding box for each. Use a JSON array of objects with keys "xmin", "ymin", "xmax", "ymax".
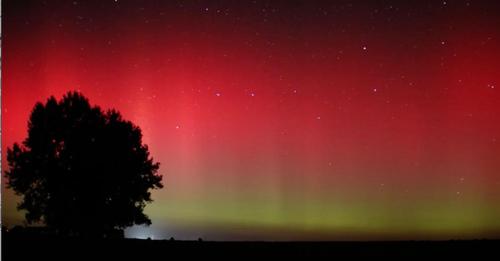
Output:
[{"xmin": 5, "ymin": 91, "xmax": 163, "ymax": 237}]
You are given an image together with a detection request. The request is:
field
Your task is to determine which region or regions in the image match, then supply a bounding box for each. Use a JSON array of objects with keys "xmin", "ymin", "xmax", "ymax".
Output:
[{"xmin": 3, "ymin": 234, "xmax": 499, "ymax": 259}]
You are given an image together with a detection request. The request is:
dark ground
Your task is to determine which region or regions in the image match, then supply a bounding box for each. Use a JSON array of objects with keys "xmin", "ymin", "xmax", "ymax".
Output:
[{"xmin": 3, "ymin": 233, "xmax": 499, "ymax": 260}]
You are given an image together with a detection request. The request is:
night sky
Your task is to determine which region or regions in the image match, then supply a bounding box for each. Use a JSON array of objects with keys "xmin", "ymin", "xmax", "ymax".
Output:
[{"xmin": 3, "ymin": 0, "xmax": 500, "ymax": 240}]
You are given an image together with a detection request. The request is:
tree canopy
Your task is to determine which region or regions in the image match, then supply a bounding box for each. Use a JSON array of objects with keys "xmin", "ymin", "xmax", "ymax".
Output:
[{"xmin": 5, "ymin": 91, "xmax": 163, "ymax": 237}]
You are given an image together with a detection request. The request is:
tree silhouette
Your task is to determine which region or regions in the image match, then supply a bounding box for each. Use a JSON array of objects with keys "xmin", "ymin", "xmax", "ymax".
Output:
[{"xmin": 5, "ymin": 91, "xmax": 163, "ymax": 237}]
